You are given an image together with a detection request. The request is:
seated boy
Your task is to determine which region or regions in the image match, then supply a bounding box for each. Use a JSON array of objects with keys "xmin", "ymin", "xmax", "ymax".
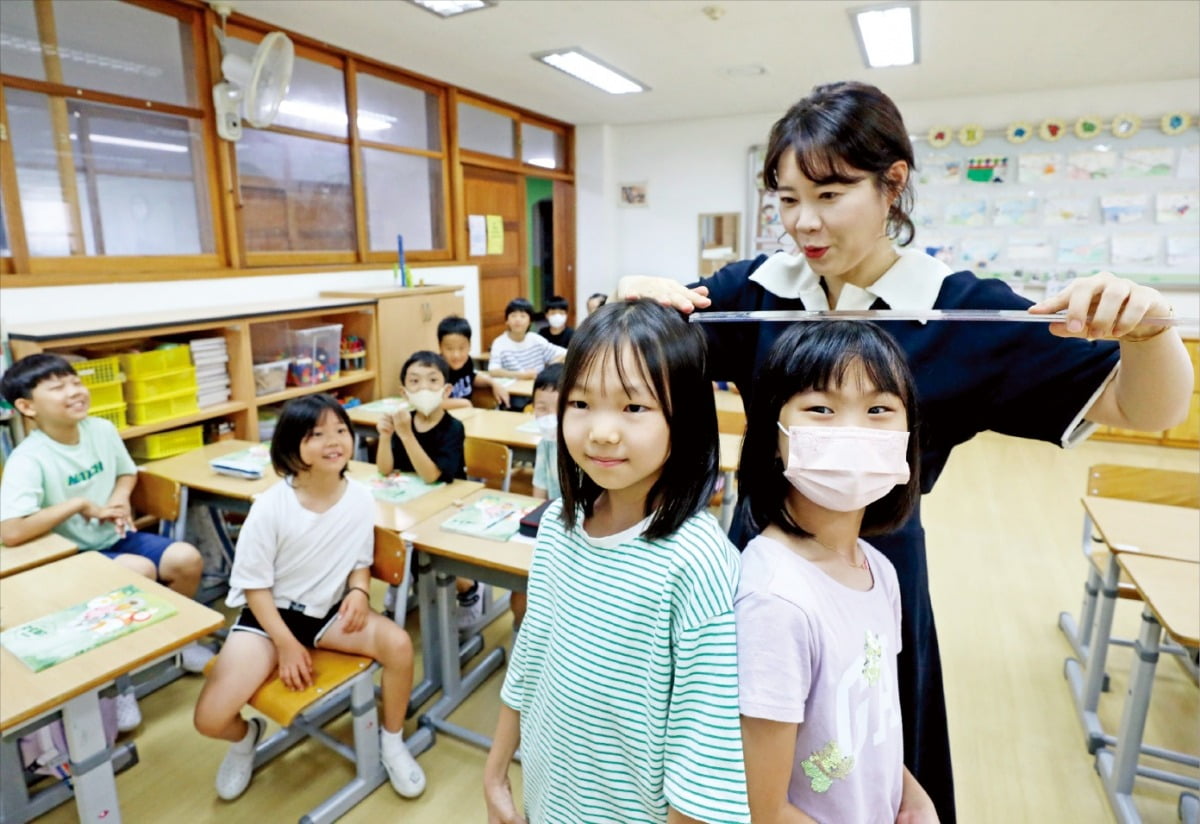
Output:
[
  {"xmin": 538, "ymin": 295, "xmax": 574, "ymax": 348},
  {"xmin": 489, "ymin": 298, "xmax": 565, "ymax": 412},
  {"xmin": 586, "ymin": 292, "xmax": 608, "ymax": 316},
  {"xmin": 437, "ymin": 315, "xmax": 509, "ymax": 410},
  {"xmin": 515, "ymin": 363, "xmax": 563, "ymax": 633},
  {"xmin": 0, "ymin": 353, "xmax": 212, "ymax": 730},
  {"xmin": 375, "ymin": 351, "xmax": 480, "ymax": 626}
]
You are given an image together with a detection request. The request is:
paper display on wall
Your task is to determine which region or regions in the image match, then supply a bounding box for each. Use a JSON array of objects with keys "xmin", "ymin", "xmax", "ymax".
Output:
[
  {"xmin": 468, "ymin": 215, "xmax": 486, "ymax": 256},
  {"xmin": 485, "ymin": 215, "xmax": 504, "ymax": 254}
]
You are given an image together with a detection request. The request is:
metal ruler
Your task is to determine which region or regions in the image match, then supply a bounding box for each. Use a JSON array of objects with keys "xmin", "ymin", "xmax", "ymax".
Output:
[{"xmin": 688, "ymin": 309, "xmax": 1191, "ymax": 325}]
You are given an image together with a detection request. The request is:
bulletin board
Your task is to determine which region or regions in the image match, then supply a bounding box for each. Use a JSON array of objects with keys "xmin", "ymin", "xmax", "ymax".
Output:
[{"xmin": 747, "ymin": 116, "xmax": 1200, "ymax": 293}]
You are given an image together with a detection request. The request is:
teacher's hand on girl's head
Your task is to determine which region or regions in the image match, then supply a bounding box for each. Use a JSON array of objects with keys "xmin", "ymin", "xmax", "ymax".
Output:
[
  {"xmin": 615, "ymin": 276, "xmax": 711, "ymax": 314},
  {"xmin": 1029, "ymin": 271, "xmax": 1172, "ymax": 341}
]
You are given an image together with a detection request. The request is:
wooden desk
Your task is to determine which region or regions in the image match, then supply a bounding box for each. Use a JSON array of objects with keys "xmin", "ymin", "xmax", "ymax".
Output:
[
  {"xmin": 404, "ymin": 489, "xmax": 539, "ymax": 753},
  {"xmin": 714, "ymin": 389, "xmax": 745, "ymax": 436},
  {"xmin": 138, "ymin": 440, "xmax": 280, "ymax": 502},
  {"xmin": 0, "ymin": 533, "xmax": 77, "ymax": 578},
  {"xmin": 485, "ymin": 375, "xmax": 534, "ymax": 398},
  {"xmin": 717, "ymin": 433, "xmax": 743, "ymax": 530},
  {"xmin": 1097, "ymin": 554, "xmax": 1200, "ymax": 823},
  {"xmin": 1082, "ymin": 496, "xmax": 1200, "ymax": 561},
  {"xmin": 0, "ymin": 553, "xmax": 223, "ymax": 823},
  {"xmin": 362, "ymin": 476, "xmax": 484, "ymax": 534},
  {"xmin": 460, "ymin": 409, "xmax": 541, "ymax": 453},
  {"xmin": 346, "ymin": 399, "xmax": 478, "ymax": 429}
]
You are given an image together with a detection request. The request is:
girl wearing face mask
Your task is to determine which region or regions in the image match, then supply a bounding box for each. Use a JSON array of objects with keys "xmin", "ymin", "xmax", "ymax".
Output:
[{"xmin": 735, "ymin": 321, "xmax": 938, "ymax": 824}]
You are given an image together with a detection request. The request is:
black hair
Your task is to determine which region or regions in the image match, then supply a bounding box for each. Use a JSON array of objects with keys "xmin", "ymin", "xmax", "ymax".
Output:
[
  {"xmin": 436, "ymin": 315, "xmax": 472, "ymax": 342},
  {"xmin": 269, "ymin": 394, "xmax": 354, "ymax": 478},
  {"xmin": 587, "ymin": 292, "xmax": 608, "ymax": 307},
  {"xmin": 505, "ymin": 298, "xmax": 535, "ymax": 318},
  {"xmin": 557, "ymin": 298, "xmax": 718, "ymax": 541},
  {"xmin": 763, "ymin": 81, "xmax": 916, "ymax": 245},
  {"xmin": 533, "ymin": 363, "xmax": 564, "ymax": 396},
  {"xmin": 1, "ymin": 353, "xmax": 80, "ymax": 407},
  {"xmin": 545, "ymin": 295, "xmax": 569, "ymax": 312},
  {"xmin": 739, "ymin": 321, "xmax": 920, "ymax": 539},
  {"xmin": 400, "ymin": 350, "xmax": 450, "ymax": 384}
]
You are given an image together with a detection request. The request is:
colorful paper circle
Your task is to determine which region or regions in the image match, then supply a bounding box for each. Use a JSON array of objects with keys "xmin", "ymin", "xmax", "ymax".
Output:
[
  {"xmin": 1038, "ymin": 118, "xmax": 1066, "ymax": 141},
  {"xmin": 1111, "ymin": 114, "xmax": 1141, "ymax": 139},
  {"xmin": 928, "ymin": 126, "xmax": 952, "ymax": 148},
  {"xmin": 1161, "ymin": 111, "xmax": 1192, "ymax": 136},
  {"xmin": 1005, "ymin": 122, "xmax": 1033, "ymax": 144},
  {"xmin": 957, "ymin": 124, "xmax": 984, "ymax": 146},
  {"xmin": 1074, "ymin": 116, "xmax": 1103, "ymax": 139}
]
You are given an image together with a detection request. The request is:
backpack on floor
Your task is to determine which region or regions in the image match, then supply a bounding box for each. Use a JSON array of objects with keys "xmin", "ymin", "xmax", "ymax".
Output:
[{"xmin": 18, "ymin": 696, "xmax": 118, "ymax": 781}]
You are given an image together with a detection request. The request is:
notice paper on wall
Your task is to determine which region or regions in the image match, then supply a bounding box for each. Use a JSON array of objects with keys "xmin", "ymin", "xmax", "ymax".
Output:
[
  {"xmin": 468, "ymin": 215, "xmax": 486, "ymax": 256},
  {"xmin": 486, "ymin": 215, "xmax": 504, "ymax": 254}
]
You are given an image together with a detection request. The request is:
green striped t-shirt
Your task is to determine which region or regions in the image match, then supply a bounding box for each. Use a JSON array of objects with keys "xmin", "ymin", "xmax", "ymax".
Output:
[{"xmin": 501, "ymin": 500, "xmax": 750, "ymax": 824}]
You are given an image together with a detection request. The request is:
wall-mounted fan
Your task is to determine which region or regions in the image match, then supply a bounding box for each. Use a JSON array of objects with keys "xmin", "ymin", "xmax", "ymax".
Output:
[{"xmin": 210, "ymin": 2, "xmax": 294, "ymax": 141}]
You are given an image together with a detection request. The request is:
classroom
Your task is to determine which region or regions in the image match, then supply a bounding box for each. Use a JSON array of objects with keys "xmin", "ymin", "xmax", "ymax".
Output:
[{"xmin": 0, "ymin": 1, "xmax": 1197, "ymax": 822}]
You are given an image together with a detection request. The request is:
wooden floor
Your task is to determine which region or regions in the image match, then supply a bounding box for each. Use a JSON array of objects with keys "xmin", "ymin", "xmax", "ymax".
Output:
[{"xmin": 30, "ymin": 432, "xmax": 1199, "ymax": 823}]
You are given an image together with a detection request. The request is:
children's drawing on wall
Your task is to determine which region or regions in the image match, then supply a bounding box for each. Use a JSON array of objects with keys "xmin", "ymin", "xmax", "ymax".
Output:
[
  {"xmin": 993, "ymin": 196, "xmax": 1039, "ymax": 226},
  {"xmin": 917, "ymin": 154, "xmax": 962, "ymax": 185},
  {"xmin": 1007, "ymin": 233, "xmax": 1054, "ymax": 262},
  {"xmin": 944, "ymin": 198, "xmax": 988, "ymax": 227},
  {"xmin": 1176, "ymin": 145, "xmax": 1199, "ymax": 181},
  {"xmin": 1057, "ymin": 234, "xmax": 1108, "ymax": 265},
  {"xmin": 1167, "ymin": 234, "xmax": 1200, "ymax": 267},
  {"xmin": 1111, "ymin": 234, "xmax": 1159, "ymax": 265},
  {"xmin": 1066, "ymin": 150, "xmax": 1118, "ymax": 180},
  {"xmin": 958, "ymin": 235, "xmax": 1003, "ymax": 270},
  {"xmin": 1099, "ymin": 193, "xmax": 1150, "ymax": 225},
  {"xmin": 1043, "ymin": 195, "xmax": 1093, "ymax": 225},
  {"xmin": 965, "ymin": 156, "xmax": 1008, "ymax": 183},
  {"xmin": 1018, "ymin": 152, "xmax": 1062, "ymax": 183},
  {"xmin": 1155, "ymin": 191, "xmax": 1198, "ymax": 223},
  {"xmin": 748, "ymin": 145, "xmax": 799, "ymax": 256},
  {"xmin": 619, "ymin": 183, "xmax": 648, "ymax": 207},
  {"xmin": 1121, "ymin": 146, "xmax": 1175, "ymax": 178},
  {"xmin": 919, "ymin": 234, "xmax": 956, "ymax": 266}
]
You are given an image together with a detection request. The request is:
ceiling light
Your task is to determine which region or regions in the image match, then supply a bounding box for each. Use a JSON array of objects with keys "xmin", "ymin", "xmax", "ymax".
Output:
[
  {"xmin": 850, "ymin": 4, "xmax": 918, "ymax": 68},
  {"xmin": 409, "ymin": 0, "xmax": 496, "ymax": 18},
  {"xmin": 533, "ymin": 48, "xmax": 648, "ymax": 95},
  {"xmin": 277, "ymin": 99, "xmax": 397, "ymax": 132},
  {"xmin": 525, "ymin": 157, "xmax": 556, "ymax": 169},
  {"xmin": 80, "ymin": 134, "xmax": 188, "ymax": 153}
]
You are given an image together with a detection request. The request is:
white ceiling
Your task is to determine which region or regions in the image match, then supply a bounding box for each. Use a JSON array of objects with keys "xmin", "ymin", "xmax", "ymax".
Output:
[{"xmin": 232, "ymin": 0, "xmax": 1199, "ymax": 127}]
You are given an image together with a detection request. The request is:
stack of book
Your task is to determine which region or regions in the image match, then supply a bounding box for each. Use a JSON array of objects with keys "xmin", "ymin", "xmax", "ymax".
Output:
[{"xmin": 190, "ymin": 337, "xmax": 231, "ymax": 408}]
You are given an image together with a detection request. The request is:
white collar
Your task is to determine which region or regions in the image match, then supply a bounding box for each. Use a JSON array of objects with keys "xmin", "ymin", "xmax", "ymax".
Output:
[{"xmin": 747, "ymin": 247, "xmax": 952, "ymax": 316}]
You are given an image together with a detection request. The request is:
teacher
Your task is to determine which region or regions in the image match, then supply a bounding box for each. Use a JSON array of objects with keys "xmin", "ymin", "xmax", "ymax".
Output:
[{"xmin": 618, "ymin": 81, "xmax": 1193, "ymax": 823}]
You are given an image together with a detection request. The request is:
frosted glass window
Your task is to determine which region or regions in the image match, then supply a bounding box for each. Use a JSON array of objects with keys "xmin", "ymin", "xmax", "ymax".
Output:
[
  {"xmin": 521, "ymin": 123, "xmax": 563, "ymax": 170},
  {"xmin": 356, "ymin": 74, "xmax": 440, "ymax": 151},
  {"xmin": 5, "ymin": 89, "xmax": 212, "ymax": 257},
  {"xmin": 361, "ymin": 148, "xmax": 444, "ymax": 252},
  {"xmin": 237, "ymin": 129, "xmax": 355, "ymax": 252},
  {"xmin": 0, "ymin": 0, "xmax": 193, "ymax": 106},
  {"xmin": 457, "ymin": 102, "xmax": 515, "ymax": 158}
]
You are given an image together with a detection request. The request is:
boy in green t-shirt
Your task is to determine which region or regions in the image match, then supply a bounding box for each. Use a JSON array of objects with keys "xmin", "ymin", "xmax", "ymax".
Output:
[{"xmin": 0, "ymin": 353, "xmax": 214, "ymax": 729}]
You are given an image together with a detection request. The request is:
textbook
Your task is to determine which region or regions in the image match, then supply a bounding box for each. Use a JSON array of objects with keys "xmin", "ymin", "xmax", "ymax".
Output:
[
  {"xmin": 1, "ymin": 584, "xmax": 178, "ymax": 672},
  {"xmin": 441, "ymin": 495, "xmax": 536, "ymax": 541},
  {"xmin": 368, "ymin": 472, "xmax": 443, "ymax": 504},
  {"xmin": 209, "ymin": 444, "xmax": 271, "ymax": 479}
]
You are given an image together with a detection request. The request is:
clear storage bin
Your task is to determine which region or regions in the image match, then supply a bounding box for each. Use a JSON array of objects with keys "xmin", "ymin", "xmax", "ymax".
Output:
[
  {"xmin": 253, "ymin": 360, "xmax": 291, "ymax": 396},
  {"xmin": 288, "ymin": 324, "xmax": 342, "ymax": 386}
]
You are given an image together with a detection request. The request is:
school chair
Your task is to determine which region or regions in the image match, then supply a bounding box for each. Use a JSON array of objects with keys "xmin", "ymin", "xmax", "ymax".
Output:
[
  {"xmin": 203, "ymin": 526, "xmax": 432, "ymax": 824},
  {"xmin": 465, "ymin": 437, "xmax": 512, "ymax": 492},
  {"xmin": 1058, "ymin": 464, "xmax": 1200, "ymax": 684},
  {"xmin": 129, "ymin": 469, "xmax": 183, "ymax": 535}
]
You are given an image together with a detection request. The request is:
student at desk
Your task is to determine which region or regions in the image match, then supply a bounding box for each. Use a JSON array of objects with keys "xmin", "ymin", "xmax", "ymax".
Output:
[
  {"xmin": 437, "ymin": 315, "xmax": 510, "ymax": 410},
  {"xmin": 0, "ymin": 353, "xmax": 213, "ymax": 732},
  {"xmin": 375, "ymin": 351, "xmax": 481, "ymax": 627},
  {"xmin": 489, "ymin": 298, "xmax": 566, "ymax": 411}
]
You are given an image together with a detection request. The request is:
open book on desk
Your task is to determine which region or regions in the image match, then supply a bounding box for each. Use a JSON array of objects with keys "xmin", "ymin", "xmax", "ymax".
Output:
[
  {"xmin": 209, "ymin": 444, "xmax": 271, "ymax": 480},
  {"xmin": 441, "ymin": 494, "xmax": 537, "ymax": 541}
]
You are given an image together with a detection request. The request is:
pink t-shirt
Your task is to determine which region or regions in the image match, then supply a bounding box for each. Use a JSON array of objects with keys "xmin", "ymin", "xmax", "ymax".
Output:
[{"xmin": 736, "ymin": 533, "xmax": 904, "ymax": 823}]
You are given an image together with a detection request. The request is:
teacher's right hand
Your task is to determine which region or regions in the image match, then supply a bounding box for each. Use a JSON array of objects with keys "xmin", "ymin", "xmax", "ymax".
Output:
[{"xmin": 616, "ymin": 276, "xmax": 711, "ymax": 314}]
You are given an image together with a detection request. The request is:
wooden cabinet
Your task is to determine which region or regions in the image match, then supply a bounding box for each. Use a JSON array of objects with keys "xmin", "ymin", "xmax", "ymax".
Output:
[
  {"xmin": 1093, "ymin": 337, "xmax": 1199, "ymax": 448},
  {"xmin": 7, "ymin": 298, "xmax": 379, "ymax": 445},
  {"xmin": 320, "ymin": 285, "xmax": 464, "ymax": 397}
]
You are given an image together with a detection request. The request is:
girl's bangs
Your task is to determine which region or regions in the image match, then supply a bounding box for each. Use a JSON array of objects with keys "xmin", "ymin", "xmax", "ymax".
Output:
[{"xmin": 568, "ymin": 333, "xmax": 666, "ymax": 412}]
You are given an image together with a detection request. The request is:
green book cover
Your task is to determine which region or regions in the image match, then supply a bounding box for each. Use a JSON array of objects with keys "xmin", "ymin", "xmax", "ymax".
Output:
[
  {"xmin": 440, "ymin": 495, "xmax": 535, "ymax": 541},
  {"xmin": 368, "ymin": 473, "xmax": 444, "ymax": 504},
  {"xmin": 1, "ymin": 584, "xmax": 179, "ymax": 673}
]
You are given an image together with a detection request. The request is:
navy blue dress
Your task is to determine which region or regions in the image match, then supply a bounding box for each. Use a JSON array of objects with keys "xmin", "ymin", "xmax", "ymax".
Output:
[{"xmin": 699, "ymin": 255, "xmax": 1119, "ymax": 822}]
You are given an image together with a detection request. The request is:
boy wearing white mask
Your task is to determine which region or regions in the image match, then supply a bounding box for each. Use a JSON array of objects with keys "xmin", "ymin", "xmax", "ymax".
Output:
[
  {"xmin": 376, "ymin": 351, "xmax": 481, "ymax": 626},
  {"xmin": 735, "ymin": 321, "xmax": 939, "ymax": 824},
  {"xmin": 538, "ymin": 295, "xmax": 574, "ymax": 348}
]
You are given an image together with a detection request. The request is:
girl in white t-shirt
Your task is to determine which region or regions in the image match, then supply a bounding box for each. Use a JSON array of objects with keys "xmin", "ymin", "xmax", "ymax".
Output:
[
  {"xmin": 193, "ymin": 395, "xmax": 425, "ymax": 803},
  {"xmin": 735, "ymin": 321, "xmax": 938, "ymax": 823}
]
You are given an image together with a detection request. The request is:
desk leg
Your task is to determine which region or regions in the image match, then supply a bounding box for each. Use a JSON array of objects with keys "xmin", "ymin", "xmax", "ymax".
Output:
[
  {"xmin": 408, "ymin": 551, "xmax": 441, "ymax": 713},
  {"xmin": 63, "ymin": 691, "xmax": 120, "ymax": 824},
  {"xmin": 1065, "ymin": 551, "xmax": 1119, "ymax": 752},
  {"xmin": 719, "ymin": 469, "xmax": 736, "ymax": 532}
]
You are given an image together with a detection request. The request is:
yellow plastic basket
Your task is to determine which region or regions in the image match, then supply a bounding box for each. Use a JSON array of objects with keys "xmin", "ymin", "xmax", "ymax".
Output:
[
  {"xmin": 119, "ymin": 346, "xmax": 192, "ymax": 379},
  {"xmin": 72, "ymin": 356, "xmax": 120, "ymax": 386},
  {"xmin": 126, "ymin": 388, "xmax": 200, "ymax": 425},
  {"xmin": 90, "ymin": 402, "xmax": 128, "ymax": 430},
  {"xmin": 124, "ymin": 367, "xmax": 198, "ymax": 402},
  {"xmin": 126, "ymin": 425, "xmax": 204, "ymax": 460},
  {"xmin": 87, "ymin": 379, "xmax": 125, "ymax": 408}
]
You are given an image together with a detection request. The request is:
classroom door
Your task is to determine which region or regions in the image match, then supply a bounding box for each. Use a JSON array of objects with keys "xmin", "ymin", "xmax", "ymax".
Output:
[
  {"xmin": 552, "ymin": 179, "xmax": 577, "ymax": 327},
  {"xmin": 463, "ymin": 165, "xmax": 525, "ymax": 348}
]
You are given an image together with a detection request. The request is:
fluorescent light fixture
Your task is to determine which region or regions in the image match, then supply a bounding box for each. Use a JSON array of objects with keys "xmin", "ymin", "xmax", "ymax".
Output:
[
  {"xmin": 850, "ymin": 3, "xmax": 918, "ymax": 68},
  {"xmin": 277, "ymin": 99, "xmax": 397, "ymax": 132},
  {"xmin": 409, "ymin": 0, "xmax": 496, "ymax": 18},
  {"xmin": 71, "ymin": 133, "xmax": 189, "ymax": 153},
  {"xmin": 533, "ymin": 48, "xmax": 648, "ymax": 95},
  {"xmin": 525, "ymin": 157, "xmax": 556, "ymax": 169}
]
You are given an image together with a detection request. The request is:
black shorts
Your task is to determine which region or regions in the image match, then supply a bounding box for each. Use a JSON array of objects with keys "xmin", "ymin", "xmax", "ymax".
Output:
[{"xmin": 231, "ymin": 601, "xmax": 342, "ymax": 648}]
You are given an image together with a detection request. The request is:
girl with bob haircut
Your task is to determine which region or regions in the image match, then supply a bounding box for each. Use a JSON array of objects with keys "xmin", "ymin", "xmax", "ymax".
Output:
[
  {"xmin": 736, "ymin": 321, "xmax": 936, "ymax": 823},
  {"xmin": 484, "ymin": 299, "xmax": 749, "ymax": 824},
  {"xmin": 194, "ymin": 394, "xmax": 426, "ymax": 804},
  {"xmin": 617, "ymin": 80, "xmax": 1192, "ymax": 821}
]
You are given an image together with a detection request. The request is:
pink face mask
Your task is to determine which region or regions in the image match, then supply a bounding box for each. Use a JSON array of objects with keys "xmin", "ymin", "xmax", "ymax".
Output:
[{"xmin": 777, "ymin": 423, "xmax": 911, "ymax": 512}]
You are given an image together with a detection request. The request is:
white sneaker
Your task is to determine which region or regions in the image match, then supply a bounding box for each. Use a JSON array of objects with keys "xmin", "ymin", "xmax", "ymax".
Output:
[
  {"xmin": 381, "ymin": 735, "xmax": 426, "ymax": 798},
  {"xmin": 115, "ymin": 692, "xmax": 141, "ymax": 732},
  {"xmin": 456, "ymin": 584, "xmax": 483, "ymax": 633},
  {"xmin": 180, "ymin": 642, "xmax": 215, "ymax": 674},
  {"xmin": 215, "ymin": 717, "xmax": 264, "ymax": 801}
]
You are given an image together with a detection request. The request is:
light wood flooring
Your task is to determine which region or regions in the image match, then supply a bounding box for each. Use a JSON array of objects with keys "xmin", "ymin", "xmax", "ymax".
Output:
[{"xmin": 29, "ymin": 432, "xmax": 1199, "ymax": 823}]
